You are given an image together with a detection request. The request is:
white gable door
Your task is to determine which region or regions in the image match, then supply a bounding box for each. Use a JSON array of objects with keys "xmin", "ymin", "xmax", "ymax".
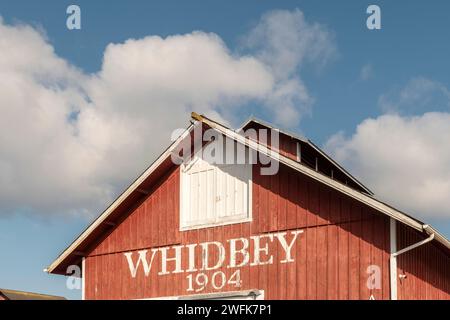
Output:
[
  {"xmin": 181, "ymin": 156, "xmax": 216, "ymax": 227},
  {"xmin": 180, "ymin": 148, "xmax": 252, "ymax": 230},
  {"xmin": 215, "ymin": 163, "xmax": 251, "ymax": 222}
]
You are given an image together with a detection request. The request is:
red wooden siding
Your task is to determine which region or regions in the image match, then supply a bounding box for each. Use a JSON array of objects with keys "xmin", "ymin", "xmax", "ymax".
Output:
[
  {"xmin": 396, "ymin": 223, "xmax": 450, "ymax": 300},
  {"xmin": 89, "ymin": 168, "xmax": 181, "ymax": 257},
  {"xmin": 278, "ymin": 134, "xmax": 298, "ymax": 161},
  {"xmin": 83, "ymin": 163, "xmax": 448, "ymax": 300}
]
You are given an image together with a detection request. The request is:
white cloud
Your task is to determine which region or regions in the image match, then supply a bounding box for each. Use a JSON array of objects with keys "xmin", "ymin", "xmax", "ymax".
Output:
[
  {"xmin": 243, "ymin": 9, "xmax": 336, "ymax": 127},
  {"xmin": 326, "ymin": 80, "xmax": 450, "ymax": 219},
  {"xmin": 244, "ymin": 9, "xmax": 335, "ymax": 79},
  {"xmin": 0, "ymin": 10, "xmax": 334, "ymax": 218},
  {"xmin": 379, "ymin": 77, "xmax": 450, "ymax": 114}
]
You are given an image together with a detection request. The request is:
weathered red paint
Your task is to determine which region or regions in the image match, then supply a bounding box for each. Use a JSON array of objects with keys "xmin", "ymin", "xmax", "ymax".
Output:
[
  {"xmin": 81, "ymin": 160, "xmax": 450, "ymax": 300},
  {"xmin": 396, "ymin": 223, "xmax": 450, "ymax": 299},
  {"xmin": 54, "ymin": 120, "xmax": 447, "ymax": 300}
]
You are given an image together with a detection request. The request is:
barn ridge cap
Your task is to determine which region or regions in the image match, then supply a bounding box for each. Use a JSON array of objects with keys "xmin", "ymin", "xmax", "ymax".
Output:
[{"xmin": 46, "ymin": 112, "xmax": 450, "ymax": 275}]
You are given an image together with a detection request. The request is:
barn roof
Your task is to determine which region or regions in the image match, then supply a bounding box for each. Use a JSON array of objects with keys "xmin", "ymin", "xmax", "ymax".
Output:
[
  {"xmin": 46, "ymin": 113, "xmax": 450, "ymax": 275},
  {"xmin": 240, "ymin": 117, "xmax": 374, "ymax": 195},
  {"xmin": 0, "ymin": 288, "xmax": 66, "ymax": 300}
]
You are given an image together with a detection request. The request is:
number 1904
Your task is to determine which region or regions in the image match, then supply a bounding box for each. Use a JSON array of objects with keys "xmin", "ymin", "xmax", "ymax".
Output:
[{"xmin": 186, "ymin": 270, "xmax": 241, "ymax": 292}]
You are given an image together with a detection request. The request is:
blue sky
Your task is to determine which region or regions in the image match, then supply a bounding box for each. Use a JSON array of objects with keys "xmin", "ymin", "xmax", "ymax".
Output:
[{"xmin": 0, "ymin": 0, "xmax": 449, "ymax": 300}]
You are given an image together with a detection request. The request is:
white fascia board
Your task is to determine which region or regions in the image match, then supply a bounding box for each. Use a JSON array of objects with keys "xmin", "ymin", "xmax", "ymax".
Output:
[{"xmin": 424, "ymin": 225, "xmax": 450, "ymax": 250}]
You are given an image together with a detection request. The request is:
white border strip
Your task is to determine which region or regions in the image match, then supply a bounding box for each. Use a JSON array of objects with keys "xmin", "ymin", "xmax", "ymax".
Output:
[
  {"xmin": 389, "ymin": 218, "xmax": 397, "ymax": 300},
  {"xmin": 81, "ymin": 257, "xmax": 86, "ymax": 300}
]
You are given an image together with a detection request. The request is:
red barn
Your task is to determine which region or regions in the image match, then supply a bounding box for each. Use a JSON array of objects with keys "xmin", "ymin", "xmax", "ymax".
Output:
[{"xmin": 47, "ymin": 113, "xmax": 450, "ymax": 300}]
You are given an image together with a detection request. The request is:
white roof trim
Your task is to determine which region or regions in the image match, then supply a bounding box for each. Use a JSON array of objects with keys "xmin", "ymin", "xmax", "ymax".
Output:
[{"xmin": 199, "ymin": 114, "xmax": 450, "ymax": 250}]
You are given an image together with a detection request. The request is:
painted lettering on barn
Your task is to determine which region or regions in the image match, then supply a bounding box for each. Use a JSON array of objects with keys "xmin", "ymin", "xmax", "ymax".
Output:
[
  {"xmin": 48, "ymin": 114, "xmax": 450, "ymax": 300},
  {"xmin": 123, "ymin": 230, "xmax": 303, "ymax": 292}
]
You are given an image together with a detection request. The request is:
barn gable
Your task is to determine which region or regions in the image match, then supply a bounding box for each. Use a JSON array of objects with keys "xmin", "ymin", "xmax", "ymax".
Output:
[
  {"xmin": 83, "ymin": 162, "xmax": 395, "ymax": 299},
  {"xmin": 46, "ymin": 112, "xmax": 450, "ymax": 300}
]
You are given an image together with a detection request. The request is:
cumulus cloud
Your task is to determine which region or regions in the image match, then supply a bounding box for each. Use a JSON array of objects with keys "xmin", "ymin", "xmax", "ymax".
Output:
[
  {"xmin": 242, "ymin": 9, "xmax": 336, "ymax": 127},
  {"xmin": 326, "ymin": 79, "xmax": 450, "ymax": 219},
  {"xmin": 0, "ymin": 10, "xmax": 334, "ymax": 218}
]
